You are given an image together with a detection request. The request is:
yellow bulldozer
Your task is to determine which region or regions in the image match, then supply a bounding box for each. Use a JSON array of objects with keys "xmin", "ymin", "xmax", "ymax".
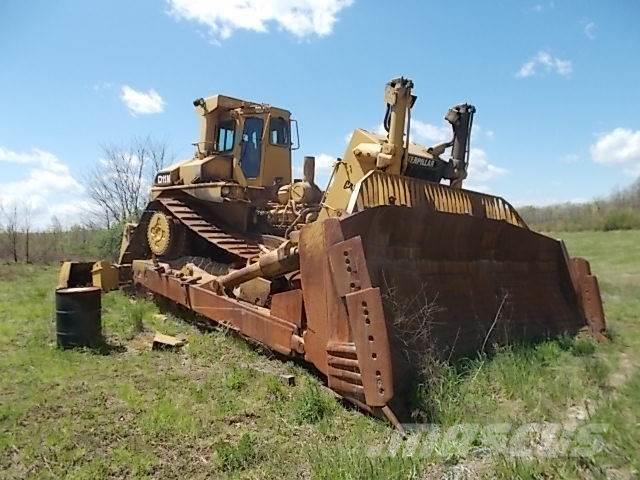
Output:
[{"xmin": 66, "ymin": 77, "xmax": 607, "ymax": 427}]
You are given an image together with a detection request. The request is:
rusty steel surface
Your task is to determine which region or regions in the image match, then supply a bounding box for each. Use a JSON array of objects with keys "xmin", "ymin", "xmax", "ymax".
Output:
[
  {"xmin": 570, "ymin": 257, "xmax": 607, "ymax": 340},
  {"xmin": 354, "ymin": 207, "xmax": 596, "ymax": 415},
  {"xmin": 157, "ymin": 195, "xmax": 261, "ymax": 259},
  {"xmin": 270, "ymin": 289, "xmax": 304, "ymax": 328},
  {"xmin": 326, "ymin": 341, "xmax": 365, "ymax": 400},
  {"xmin": 344, "ymin": 288, "xmax": 394, "ymax": 406},
  {"xmin": 327, "ymin": 236, "xmax": 394, "ymax": 407},
  {"xmin": 134, "ymin": 264, "xmax": 298, "ymax": 356},
  {"xmin": 338, "ymin": 206, "xmax": 586, "ymax": 357},
  {"xmin": 327, "ymin": 236, "xmax": 373, "ymax": 296},
  {"xmin": 580, "ymin": 275, "xmax": 607, "ymax": 339}
]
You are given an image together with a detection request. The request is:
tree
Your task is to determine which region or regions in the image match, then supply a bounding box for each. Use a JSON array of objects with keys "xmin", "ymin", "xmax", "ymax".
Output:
[
  {"xmin": 21, "ymin": 202, "xmax": 33, "ymax": 263},
  {"xmin": 47, "ymin": 215, "xmax": 63, "ymax": 261},
  {"xmin": 86, "ymin": 136, "xmax": 172, "ymax": 227},
  {"xmin": 0, "ymin": 202, "xmax": 20, "ymax": 262}
]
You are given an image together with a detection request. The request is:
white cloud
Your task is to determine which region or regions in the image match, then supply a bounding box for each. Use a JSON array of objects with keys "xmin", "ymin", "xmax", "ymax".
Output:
[
  {"xmin": 315, "ymin": 153, "xmax": 336, "ymax": 170},
  {"xmin": 516, "ymin": 51, "xmax": 572, "ymax": 78},
  {"xmin": 0, "ymin": 147, "xmax": 69, "ymax": 174},
  {"xmin": 464, "ymin": 184, "xmax": 493, "ymax": 194},
  {"xmin": 470, "ymin": 124, "xmax": 495, "ymax": 142},
  {"xmin": 120, "ymin": 85, "xmax": 165, "ymax": 115},
  {"xmin": 292, "ymin": 152, "xmax": 336, "ymax": 187},
  {"xmin": 167, "ymin": 0, "xmax": 353, "ymax": 41},
  {"xmin": 0, "ymin": 147, "xmax": 85, "ymax": 228},
  {"xmin": 411, "ymin": 120, "xmax": 450, "ymax": 144},
  {"xmin": 373, "ymin": 123, "xmax": 386, "ymax": 136},
  {"xmin": 583, "ymin": 21, "xmax": 596, "ymax": 40},
  {"xmin": 590, "ymin": 128, "xmax": 640, "ymax": 175},
  {"xmin": 315, "ymin": 153, "xmax": 336, "ymax": 187},
  {"xmin": 467, "ymin": 148, "xmax": 508, "ymax": 182}
]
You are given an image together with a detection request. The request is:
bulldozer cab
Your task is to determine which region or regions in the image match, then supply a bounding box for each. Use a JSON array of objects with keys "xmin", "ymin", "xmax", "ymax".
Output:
[{"xmin": 193, "ymin": 95, "xmax": 293, "ymax": 188}]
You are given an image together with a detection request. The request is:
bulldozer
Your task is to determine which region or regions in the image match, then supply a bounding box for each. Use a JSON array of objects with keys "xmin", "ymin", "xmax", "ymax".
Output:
[{"xmin": 77, "ymin": 77, "xmax": 607, "ymax": 427}]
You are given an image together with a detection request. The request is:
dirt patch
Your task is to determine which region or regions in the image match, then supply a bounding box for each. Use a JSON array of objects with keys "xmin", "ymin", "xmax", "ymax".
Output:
[
  {"xmin": 608, "ymin": 352, "xmax": 635, "ymax": 388},
  {"xmin": 125, "ymin": 332, "xmax": 156, "ymax": 353}
]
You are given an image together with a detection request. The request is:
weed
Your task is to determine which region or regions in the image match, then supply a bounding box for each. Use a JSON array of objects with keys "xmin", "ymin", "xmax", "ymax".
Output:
[
  {"xmin": 293, "ymin": 383, "xmax": 335, "ymax": 424},
  {"xmin": 265, "ymin": 375, "xmax": 287, "ymax": 402},
  {"xmin": 310, "ymin": 447, "xmax": 423, "ymax": 480},
  {"xmin": 571, "ymin": 337, "xmax": 597, "ymax": 356},
  {"xmin": 128, "ymin": 301, "xmax": 147, "ymax": 335},
  {"xmin": 214, "ymin": 433, "xmax": 259, "ymax": 472},
  {"xmin": 139, "ymin": 397, "xmax": 198, "ymax": 437},
  {"xmin": 584, "ymin": 356, "xmax": 611, "ymax": 388},
  {"xmin": 224, "ymin": 366, "xmax": 251, "ymax": 391}
]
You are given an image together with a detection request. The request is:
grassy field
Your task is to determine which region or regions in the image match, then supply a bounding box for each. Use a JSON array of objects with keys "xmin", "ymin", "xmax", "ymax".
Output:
[{"xmin": 1, "ymin": 230, "xmax": 638, "ymax": 479}]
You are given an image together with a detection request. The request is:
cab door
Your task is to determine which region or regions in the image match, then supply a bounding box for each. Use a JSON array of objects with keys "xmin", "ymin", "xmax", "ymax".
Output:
[
  {"xmin": 235, "ymin": 111, "xmax": 292, "ymax": 188},
  {"xmin": 239, "ymin": 116, "xmax": 264, "ymax": 180}
]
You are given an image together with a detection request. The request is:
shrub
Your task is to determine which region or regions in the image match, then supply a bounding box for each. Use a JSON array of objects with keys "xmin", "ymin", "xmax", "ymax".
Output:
[
  {"xmin": 95, "ymin": 223, "xmax": 125, "ymax": 260},
  {"xmin": 520, "ymin": 177, "xmax": 640, "ymax": 232},
  {"xmin": 602, "ymin": 209, "xmax": 640, "ymax": 231}
]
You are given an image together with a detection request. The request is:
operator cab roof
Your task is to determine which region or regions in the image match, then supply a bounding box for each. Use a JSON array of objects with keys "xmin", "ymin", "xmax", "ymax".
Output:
[{"xmin": 194, "ymin": 94, "xmax": 291, "ymax": 118}]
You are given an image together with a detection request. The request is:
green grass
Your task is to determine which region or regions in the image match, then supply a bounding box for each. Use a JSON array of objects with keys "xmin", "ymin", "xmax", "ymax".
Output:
[{"xmin": 1, "ymin": 229, "xmax": 639, "ymax": 478}]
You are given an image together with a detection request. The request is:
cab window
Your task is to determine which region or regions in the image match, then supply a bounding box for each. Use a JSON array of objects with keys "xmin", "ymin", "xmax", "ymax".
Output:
[
  {"xmin": 215, "ymin": 121, "xmax": 235, "ymax": 152},
  {"xmin": 269, "ymin": 117, "xmax": 289, "ymax": 147},
  {"xmin": 240, "ymin": 117, "xmax": 263, "ymax": 178}
]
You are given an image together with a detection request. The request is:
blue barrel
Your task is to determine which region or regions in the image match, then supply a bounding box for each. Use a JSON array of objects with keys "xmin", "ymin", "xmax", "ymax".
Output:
[{"xmin": 55, "ymin": 287, "xmax": 102, "ymax": 348}]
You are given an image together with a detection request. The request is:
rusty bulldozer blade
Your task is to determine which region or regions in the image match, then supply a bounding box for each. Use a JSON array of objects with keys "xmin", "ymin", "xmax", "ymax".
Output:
[
  {"xmin": 131, "ymin": 204, "xmax": 605, "ymax": 425},
  {"xmin": 300, "ymin": 206, "xmax": 605, "ymax": 418}
]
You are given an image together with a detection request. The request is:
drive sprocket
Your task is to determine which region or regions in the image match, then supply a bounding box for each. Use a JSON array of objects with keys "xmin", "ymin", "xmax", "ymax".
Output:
[{"xmin": 147, "ymin": 211, "xmax": 181, "ymax": 257}]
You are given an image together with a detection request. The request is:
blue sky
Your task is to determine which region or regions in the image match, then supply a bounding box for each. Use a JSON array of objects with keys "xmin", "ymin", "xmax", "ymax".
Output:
[{"xmin": 1, "ymin": 0, "xmax": 639, "ymax": 226}]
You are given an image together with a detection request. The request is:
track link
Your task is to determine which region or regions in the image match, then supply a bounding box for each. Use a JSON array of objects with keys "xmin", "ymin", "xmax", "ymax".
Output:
[{"xmin": 157, "ymin": 196, "xmax": 261, "ymax": 260}]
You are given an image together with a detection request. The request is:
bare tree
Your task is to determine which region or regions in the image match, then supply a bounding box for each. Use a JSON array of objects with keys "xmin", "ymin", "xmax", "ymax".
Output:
[
  {"xmin": 46, "ymin": 215, "xmax": 64, "ymax": 261},
  {"xmin": 86, "ymin": 136, "xmax": 172, "ymax": 227},
  {"xmin": 20, "ymin": 203, "xmax": 34, "ymax": 263},
  {"xmin": 0, "ymin": 202, "xmax": 20, "ymax": 262}
]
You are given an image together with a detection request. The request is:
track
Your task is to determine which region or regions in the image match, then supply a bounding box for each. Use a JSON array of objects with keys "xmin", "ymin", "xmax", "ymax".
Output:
[{"xmin": 157, "ymin": 196, "xmax": 262, "ymax": 260}]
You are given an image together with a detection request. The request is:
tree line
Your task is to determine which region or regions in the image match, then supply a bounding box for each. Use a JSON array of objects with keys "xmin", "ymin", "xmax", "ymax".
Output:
[
  {"xmin": 519, "ymin": 177, "xmax": 640, "ymax": 232},
  {"xmin": 0, "ymin": 137, "xmax": 171, "ymax": 264}
]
